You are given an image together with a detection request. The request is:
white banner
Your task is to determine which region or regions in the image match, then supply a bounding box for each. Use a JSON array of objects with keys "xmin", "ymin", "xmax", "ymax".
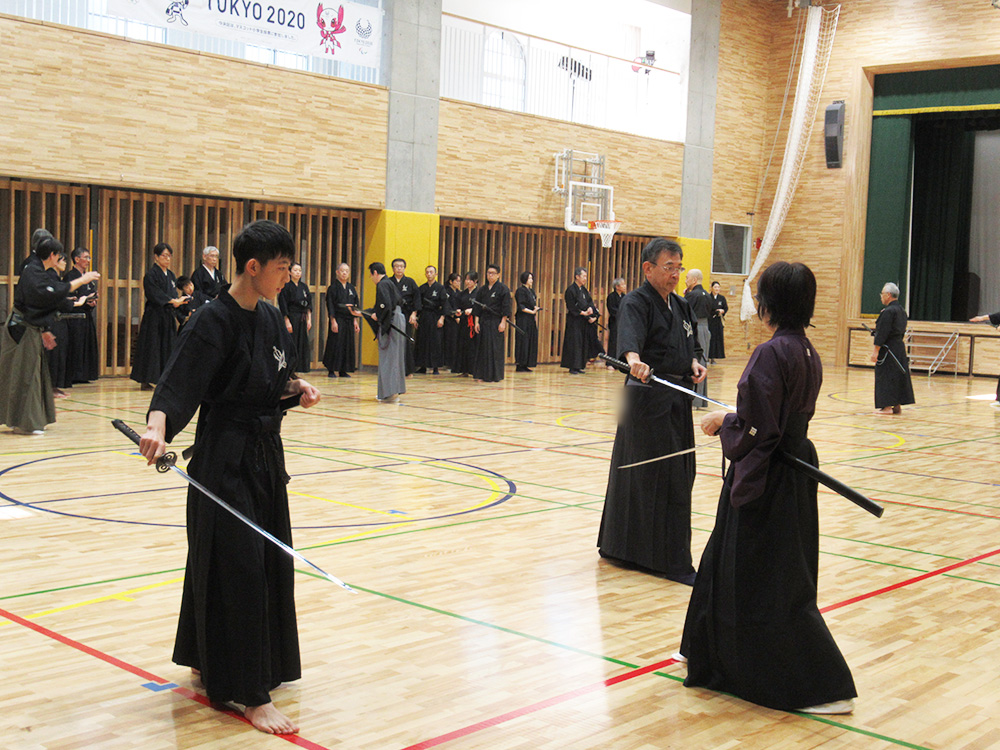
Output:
[{"xmin": 107, "ymin": 1, "xmax": 382, "ymax": 67}]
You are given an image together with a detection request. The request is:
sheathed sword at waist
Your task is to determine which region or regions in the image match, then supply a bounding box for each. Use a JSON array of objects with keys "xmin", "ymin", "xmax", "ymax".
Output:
[{"xmin": 600, "ymin": 353, "xmax": 884, "ymax": 518}]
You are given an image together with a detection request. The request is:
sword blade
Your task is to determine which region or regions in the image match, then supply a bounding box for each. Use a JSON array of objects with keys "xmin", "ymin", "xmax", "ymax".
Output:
[
  {"xmin": 617, "ymin": 446, "xmax": 697, "ymax": 469},
  {"xmin": 172, "ymin": 466, "xmax": 356, "ymax": 593}
]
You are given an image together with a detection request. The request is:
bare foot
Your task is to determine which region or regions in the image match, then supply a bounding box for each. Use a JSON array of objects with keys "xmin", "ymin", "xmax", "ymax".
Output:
[
  {"xmin": 874, "ymin": 407, "xmax": 893, "ymax": 415},
  {"xmin": 244, "ymin": 702, "xmax": 299, "ymax": 734}
]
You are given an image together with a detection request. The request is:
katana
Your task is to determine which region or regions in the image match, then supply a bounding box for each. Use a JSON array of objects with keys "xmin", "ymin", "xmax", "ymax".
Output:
[
  {"xmin": 111, "ymin": 419, "xmax": 356, "ymax": 593},
  {"xmin": 470, "ymin": 298, "xmax": 527, "ymax": 336},
  {"xmin": 600, "ymin": 353, "xmax": 884, "ymax": 518},
  {"xmin": 353, "ymin": 306, "xmax": 415, "ymax": 343},
  {"xmin": 861, "ymin": 322, "xmax": 909, "ymax": 376},
  {"xmin": 618, "ymin": 446, "xmax": 697, "ymax": 469},
  {"xmin": 599, "ymin": 353, "xmax": 733, "ymax": 410}
]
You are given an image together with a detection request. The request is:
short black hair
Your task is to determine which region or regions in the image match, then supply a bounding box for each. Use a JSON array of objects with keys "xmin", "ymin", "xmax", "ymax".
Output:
[
  {"xmin": 369, "ymin": 261, "xmax": 386, "ymax": 276},
  {"xmin": 36, "ymin": 236, "xmax": 64, "ymax": 261},
  {"xmin": 232, "ymin": 220, "xmax": 295, "ymax": 274},
  {"xmin": 641, "ymin": 238, "xmax": 682, "ymax": 266},
  {"xmin": 446, "ymin": 272, "xmax": 461, "ymax": 284},
  {"xmin": 519, "ymin": 270, "xmax": 532, "ymax": 285},
  {"xmin": 153, "ymin": 242, "xmax": 173, "ymax": 258},
  {"xmin": 710, "ymin": 280, "xmax": 721, "ymax": 289},
  {"xmin": 756, "ymin": 261, "xmax": 816, "ymax": 330},
  {"xmin": 71, "ymin": 247, "xmax": 89, "ymax": 262},
  {"xmin": 465, "ymin": 270, "xmax": 479, "ymax": 283},
  {"xmin": 486, "ymin": 263, "xmax": 500, "ymax": 274},
  {"xmin": 574, "ymin": 266, "xmax": 587, "ymax": 278},
  {"xmin": 176, "ymin": 275, "xmax": 191, "ymax": 290},
  {"xmin": 391, "ymin": 258, "xmax": 406, "ymax": 268}
]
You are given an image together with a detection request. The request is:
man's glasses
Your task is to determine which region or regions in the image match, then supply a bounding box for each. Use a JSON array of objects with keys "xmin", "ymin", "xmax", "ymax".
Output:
[{"xmin": 659, "ymin": 264, "xmax": 685, "ymax": 274}]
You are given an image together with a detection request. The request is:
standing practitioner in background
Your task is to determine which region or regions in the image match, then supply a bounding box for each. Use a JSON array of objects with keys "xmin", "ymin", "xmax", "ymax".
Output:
[
  {"xmin": 871, "ymin": 282, "xmax": 914, "ymax": 415},
  {"xmin": 278, "ymin": 262, "xmax": 312, "ymax": 373},
  {"xmin": 414, "ymin": 265, "xmax": 448, "ymax": 375},
  {"xmin": 681, "ymin": 261, "xmax": 857, "ymax": 715},
  {"xmin": 598, "ymin": 239, "xmax": 705, "ymax": 584},
  {"xmin": 605, "ymin": 277, "xmax": 626, "ymax": 363},
  {"xmin": 514, "ymin": 271, "xmax": 539, "ymax": 372},
  {"xmin": 453, "ymin": 271, "xmax": 479, "ymax": 377},
  {"xmin": 442, "ymin": 272, "xmax": 463, "ymax": 370},
  {"xmin": 708, "ymin": 280, "xmax": 727, "ymax": 364},
  {"xmin": 322, "ymin": 263, "xmax": 360, "ymax": 378},
  {"xmin": 971, "ymin": 309, "xmax": 1000, "ymax": 407},
  {"xmin": 65, "ymin": 247, "xmax": 99, "ymax": 384},
  {"xmin": 131, "ymin": 242, "xmax": 186, "ymax": 390},
  {"xmin": 0, "ymin": 237, "xmax": 99, "ymax": 434},
  {"xmin": 390, "ymin": 258, "xmax": 421, "ymax": 376},
  {"xmin": 45, "ymin": 249, "xmax": 74, "ymax": 399},
  {"xmin": 684, "ymin": 268, "xmax": 713, "ymax": 408},
  {"xmin": 367, "ymin": 262, "xmax": 406, "ymax": 402},
  {"xmin": 190, "ymin": 245, "xmax": 226, "ymax": 302},
  {"xmin": 561, "ymin": 267, "xmax": 599, "ymax": 375},
  {"xmin": 473, "ymin": 263, "xmax": 510, "ymax": 383}
]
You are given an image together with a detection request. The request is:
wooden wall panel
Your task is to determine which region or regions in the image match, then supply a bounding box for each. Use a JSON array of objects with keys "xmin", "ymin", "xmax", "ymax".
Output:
[
  {"xmin": 972, "ymin": 338, "xmax": 1000, "ymax": 378},
  {"xmin": 251, "ymin": 203, "xmax": 365, "ymax": 370},
  {"xmin": 0, "ymin": 15, "xmax": 388, "ymax": 209},
  {"xmin": 716, "ymin": 0, "xmax": 1000, "ymax": 365},
  {"xmin": 436, "ymin": 101, "xmax": 684, "ymax": 238}
]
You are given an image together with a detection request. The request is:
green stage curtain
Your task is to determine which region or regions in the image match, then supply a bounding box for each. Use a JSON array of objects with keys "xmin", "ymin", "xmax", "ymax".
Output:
[{"xmin": 908, "ymin": 118, "xmax": 975, "ymax": 321}]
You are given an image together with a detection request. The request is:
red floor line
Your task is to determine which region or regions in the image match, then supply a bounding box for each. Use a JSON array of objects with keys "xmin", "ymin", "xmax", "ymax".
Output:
[
  {"xmin": 0, "ymin": 605, "xmax": 332, "ymax": 750},
  {"xmin": 398, "ymin": 658, "xmax": 677, "ymax": 750},
  {"xmin": 820, "ymin": 545, "xmax": 1000, "ymax": 613}
]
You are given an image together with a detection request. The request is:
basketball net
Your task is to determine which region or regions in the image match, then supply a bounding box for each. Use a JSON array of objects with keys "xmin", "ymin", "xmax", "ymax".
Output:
[{"xmin": 590, "ymin": 220, "xmax": 621, "ymax": 249}]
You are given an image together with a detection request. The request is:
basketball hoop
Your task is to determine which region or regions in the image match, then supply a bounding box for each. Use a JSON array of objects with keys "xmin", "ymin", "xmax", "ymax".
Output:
[{"xmin": 589, "ymin": 220, "xmax": 621, "ymax": 249}]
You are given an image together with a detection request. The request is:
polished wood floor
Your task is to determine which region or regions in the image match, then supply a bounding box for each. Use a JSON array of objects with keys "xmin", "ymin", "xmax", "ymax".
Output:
[{"xmin": 2, "ymin": 358, "xmax": 999, "ymax": 749}]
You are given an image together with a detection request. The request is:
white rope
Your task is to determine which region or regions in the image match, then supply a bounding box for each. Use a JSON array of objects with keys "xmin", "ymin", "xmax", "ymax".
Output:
[{"xmin": 740, "ymin": 4, "xmax": 841, "ymax": 321}]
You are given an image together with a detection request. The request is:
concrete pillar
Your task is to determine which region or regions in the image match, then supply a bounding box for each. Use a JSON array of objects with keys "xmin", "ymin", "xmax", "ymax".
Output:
[
  {"xmin": 679, "ymin": 0, "xmax": 721, "ymax": 240},
  {"xmin": 383, "ymin": 0, "xmax": 442, "ymax": 213}
]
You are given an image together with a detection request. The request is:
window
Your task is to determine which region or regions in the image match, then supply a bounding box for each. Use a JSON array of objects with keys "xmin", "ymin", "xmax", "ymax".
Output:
[
  {"xmin": 711, "ymin": 222, "xmax": 750, "ymax": 275},
  {"xmin": 483, "ymin": 31, "xmax": 526, "ymax": 111}
]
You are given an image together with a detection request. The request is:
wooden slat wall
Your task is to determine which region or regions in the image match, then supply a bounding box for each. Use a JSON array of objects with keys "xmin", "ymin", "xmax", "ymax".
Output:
[
  {"xmin": 251, "ymin": 203, "xmax": 365, "ymax": 370},
  {"xmin": 439, "ymin": 218, "xmax": 653, "ymax": 363},
  {"xmin": 0, "ymin": 179, "xmax": 90, "ymax": 320}
]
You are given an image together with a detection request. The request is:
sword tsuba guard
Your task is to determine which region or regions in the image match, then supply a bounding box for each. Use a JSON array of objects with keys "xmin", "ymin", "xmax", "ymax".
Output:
[{"xmin": 156, "ymin": 451, "xmax": 177, "ymax": 473}]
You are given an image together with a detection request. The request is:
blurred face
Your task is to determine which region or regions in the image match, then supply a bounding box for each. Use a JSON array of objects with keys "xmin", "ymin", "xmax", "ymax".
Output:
[
  {"xmin": 55, "ymin": 255, "xmax": 67, "ymax": 273},
  {"xmin": 486, "ymin": 268, "xmax": 499, "ymax": 285},
  {"xmin": 204, "ymin": 249, "xmax": 219, "ymax": 269},
  {"xmin": 464, "ymin": 277, "xmax": 476, "ymax": 290},
  {"xmin": 615, "ymin": 281, "xmax": 626, "ymax": 294},
  {"xmin": 392, "ymin": 261, "xmax": 405, "ymax": 279},
  {"xmin": 155, "ymin": 250, "xmax": 172, "ymax": 270},
  {"xmin": 290, "ymin": 264, "xmax": 302, "ymax": 282},
  {"xmin": 75, "ymin": 252, "xmax": 91, "ymax": 271},
  {"xmin": 426, "ymin": 266, "xmax": 437, "ymax": 283},
  {"xmin": 526, "ymin": 274, "xmax": 534, "ymax": 288},
  {"xmin": 252, "ymin": 257, "xmax": 291, "ymax": 300},
  {"xmin": 575, "ymin": 271, "xmax": 587, "ymax": 286},
  {"xmin": 181, "ymin": 282, "xmax": 194, "ymax": 296},
  {"xmin": 880, "ymin": 289, "xmax": 892, "ymax": 305},
  {"xmin": 449, "ymin": 276, "xmax": 460, "ymax": 290},
  {"xmin": 336, "ymin": 264, "xmax": 350, "ymax": 283},
  {"xmin": 644, "ymin": 250, "xmax": 683, "ymax": 299},
  {"xmin": 711, "ymin": 282, "xmax": 721, "ymax": 295}
]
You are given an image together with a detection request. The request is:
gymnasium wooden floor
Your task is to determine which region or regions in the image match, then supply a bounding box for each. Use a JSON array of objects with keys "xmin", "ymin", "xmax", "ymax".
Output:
[{"xmin": 2, "ymin": 356, "xmax": 999, "ymax": 750}]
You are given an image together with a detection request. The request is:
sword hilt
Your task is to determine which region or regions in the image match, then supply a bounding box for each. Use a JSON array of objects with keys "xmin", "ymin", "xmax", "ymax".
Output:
[
  {"xmin": 599, "ymin": 353, "xmax": 631, "ymax": 374},
  {"xmin": 111, "ymin": 419, "xmax": 176, "ymax": 474}
]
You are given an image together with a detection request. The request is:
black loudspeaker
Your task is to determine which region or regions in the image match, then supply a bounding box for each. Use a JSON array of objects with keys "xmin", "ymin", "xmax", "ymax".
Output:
[{"xmin": 825, "ymin": 101, "xmax": 845, "ymax": 168}]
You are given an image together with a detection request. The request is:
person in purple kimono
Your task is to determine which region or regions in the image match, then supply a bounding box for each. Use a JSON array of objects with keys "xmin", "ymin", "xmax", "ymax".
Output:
[{"xmin": 679, "ymin": 261, "xmax": 856, "ymax": 715}]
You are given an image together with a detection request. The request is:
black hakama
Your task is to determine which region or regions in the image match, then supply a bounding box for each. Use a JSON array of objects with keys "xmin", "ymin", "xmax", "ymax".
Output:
[
  {"xmin": 150, "ymin": 291, "xmax": 300, "ymax": 708},
  {"xmin": 598, "ymin": 283, "xmax": 702, "ymax": 579},
  {"xmin": 606, "ymin": 290, "xmax": 623, "ymax": 360},
  {"xmin": 473, "ymin": 281, "xmax": 510, "ymax": 382},
  {"xmin": 64, "ymin": 268, "xmax": 99, "ymax": 382},
  {"xmin": 442, "ymin": 286, "xmax": 462, "ymax": 369},
  {"xmin": 278, "ymin": 280, "xmax": 312, "ymax": 373},
  {"xmin": 680, "ymin": 329, "xmax": 856, "ymax": 711},
  {"xmin": 415, "ymin": 281, "xmax": 448, "ymax": 371},
  {"xmin": 872, "ymin": 300, "xmax": 915, "ymax": 409},
  {"xmin": 322, "ymin": 280, "xmax": 359, "ymax": 375},
  {"xmin": 708, "ymin": 293, "xmax": 727, "ymax": 360},
  {"xmin": 514, "ymin": 285, "xmax": 538, "ymax": 369},
  {"xmin": 130, "ymin": 266, "xmax": 178, "ymax": 386}
]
